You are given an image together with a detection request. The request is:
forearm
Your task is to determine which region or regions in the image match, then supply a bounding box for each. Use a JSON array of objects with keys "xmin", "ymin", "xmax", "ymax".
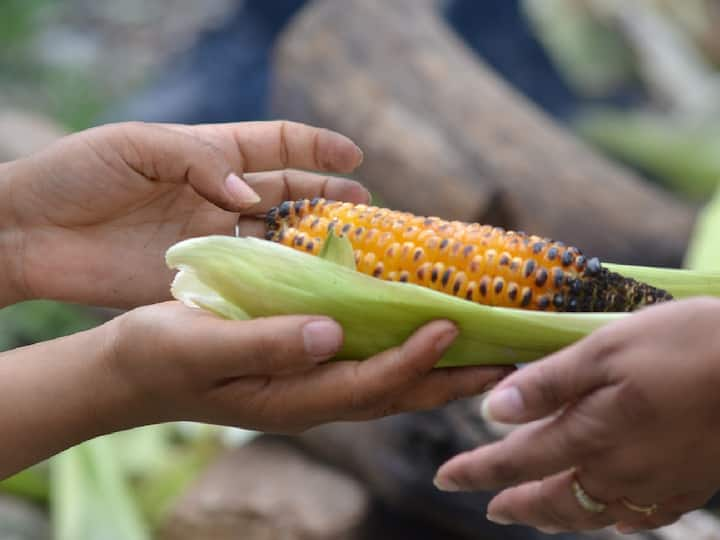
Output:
[
  {"xmin": 0, "ymin": 324, "xmax": 134, "ymax": 479},
  {"xmin": 0, "ymin": 161, "xmax": 27, "ymax": 308}
]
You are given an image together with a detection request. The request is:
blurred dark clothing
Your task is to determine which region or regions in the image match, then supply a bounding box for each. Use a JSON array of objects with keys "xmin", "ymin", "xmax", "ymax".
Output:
[{"xmin": 107, "ymin": 0, "xmax": 583, "ymax": 124}]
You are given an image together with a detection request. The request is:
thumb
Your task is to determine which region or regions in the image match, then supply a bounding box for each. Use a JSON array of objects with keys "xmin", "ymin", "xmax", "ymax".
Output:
[
  {"xmin": 109, "ymin": 122, "xmax": 261, "ymax": 211},
  {"xmin": 482, "ymin": 338, "xmax": 609, "ymax": 424}
]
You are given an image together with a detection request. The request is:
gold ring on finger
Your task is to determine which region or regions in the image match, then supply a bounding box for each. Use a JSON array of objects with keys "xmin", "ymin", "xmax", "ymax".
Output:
[{"xmin": 621, "ymin": 497, "xmax": 659, "ymax": 516}]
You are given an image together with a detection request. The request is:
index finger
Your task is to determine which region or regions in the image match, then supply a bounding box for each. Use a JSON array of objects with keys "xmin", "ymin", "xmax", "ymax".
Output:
[
  {"xmin": 434, "ymin": 402, "xmax": 613, "ymax": 492},
  {"xmin": 186, "ymin": 121, "xmax": 364, "ymax": 174}
]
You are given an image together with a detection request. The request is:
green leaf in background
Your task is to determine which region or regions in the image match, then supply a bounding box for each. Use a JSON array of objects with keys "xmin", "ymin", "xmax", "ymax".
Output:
[
  {"xmin": 51, "ymin": 437, "xmax": 150, "ymax": 540},
  {"xmin": 0, "ymin": 464, "xmax": 50, "ymax": 504},
  {"xmin": 685, "ymin": 186, "xmax": 720, "ymax": 271},
  {"xmin": 577, "ymin": 110, "xmax": 720, "ymax": 200},
  {"xmin": 521, "ymin": 0, "xmax": 634, "ymax": 97},
  {"xmin": 0, "ymin": 300, "xmax": 101, "ymax": 352}
]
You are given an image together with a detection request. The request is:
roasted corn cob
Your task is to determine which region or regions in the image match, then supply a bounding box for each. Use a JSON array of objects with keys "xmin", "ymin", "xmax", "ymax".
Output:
[{"xmin": 265, "ymin": 199, "xmax": 672, "ymax": 312}]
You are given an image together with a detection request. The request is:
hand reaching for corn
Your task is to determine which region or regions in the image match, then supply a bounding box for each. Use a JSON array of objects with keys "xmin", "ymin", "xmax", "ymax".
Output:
[{"xmin": 434, "ymin": 297, "xmax": 720, "ymax": 534}]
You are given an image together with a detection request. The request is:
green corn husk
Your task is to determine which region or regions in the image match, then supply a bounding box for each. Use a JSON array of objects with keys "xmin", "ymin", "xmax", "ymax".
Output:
[{"xmin": 166, "ymin": 235, "xmax": 720, "ymax": 367}]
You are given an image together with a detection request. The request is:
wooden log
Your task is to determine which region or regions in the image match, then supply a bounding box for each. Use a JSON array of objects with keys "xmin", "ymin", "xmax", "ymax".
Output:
[
  {"xmin": 271, "ymin": 0, "xmax": 696, "ymax": 267},
  {"xmin": 160, "ymin": 436, "xmax": 370, "ymax": 540}
]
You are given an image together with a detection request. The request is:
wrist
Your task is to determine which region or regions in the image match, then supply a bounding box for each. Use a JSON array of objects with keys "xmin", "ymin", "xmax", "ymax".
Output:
[
  {"xmin": 0, "ymin": 161, "xmax": 29, "ymax": 307},
  {"xmin": 0, "ymin": 322, "xmax": 139, "ymax": 477}
]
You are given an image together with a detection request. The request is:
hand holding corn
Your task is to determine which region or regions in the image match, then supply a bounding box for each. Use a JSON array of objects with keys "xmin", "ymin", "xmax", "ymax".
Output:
[
  {"xmin": 434, "ymin": 297, "xmax": 720, "ymax": 534},
  {"xmin": 0, "ymin": 121, "xmax": 509, "ymax": 479}
]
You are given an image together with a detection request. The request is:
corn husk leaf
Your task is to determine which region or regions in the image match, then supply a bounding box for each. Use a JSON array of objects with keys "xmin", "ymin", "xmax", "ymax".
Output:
[{"xmin": 167, "ymin": 236, "xmax": 720, "ymax": 367}]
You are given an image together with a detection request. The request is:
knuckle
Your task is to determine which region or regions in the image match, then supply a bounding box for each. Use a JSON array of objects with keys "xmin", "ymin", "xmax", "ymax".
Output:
[
  {"xmin": 346, "ymin": 364, "xmax": 381, "ymax": 410},
  {"xmin": 278, "ymin": 120, "xmax": 290, "ymax": 168},
  {"xmin": 531, "ymin": 363, "xmax": 565, "ymax": 410},
  {"xmin": 486, "ymin": 458, "xmax": 522, "ymax": 486},
  {"xmin": 614, "ymin": 380, "xmax": 656, "ymax": 427},
  {"xmin": 559, "ymin": 407, "xmax": 612, "ymax": 457}
]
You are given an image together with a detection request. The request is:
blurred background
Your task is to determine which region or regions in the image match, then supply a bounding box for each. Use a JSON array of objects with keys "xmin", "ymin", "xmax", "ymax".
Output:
[{"xmin": 1, "ymin": 1, "xmax": 720, "ymax": 539}]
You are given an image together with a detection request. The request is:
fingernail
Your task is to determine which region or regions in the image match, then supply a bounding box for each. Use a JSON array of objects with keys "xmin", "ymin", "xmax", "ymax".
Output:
[
  {"xmin": 434, "ymin": 326, "xmax": 459, "ymax": 353},
  {"xmin": 303, "ymin": 320, "xmax": 343, "ymax": 360},
  {"xmin": 486, "ymin": 513, "xmax": 513, "ymax": 525},
  {"xmin": 481, "ymin": 386, "xmax": 525, "ymax": 422},
  {"xmin": 433, "ymin": 476, "xmax": 460, "ymax": 492},
  {"xmin": 355, "ymin": 145, "xmax": 364, "ymax": 166},
  {"xmin": 225, "ymin": 173, "xmax": 261, "ymax": 206}
]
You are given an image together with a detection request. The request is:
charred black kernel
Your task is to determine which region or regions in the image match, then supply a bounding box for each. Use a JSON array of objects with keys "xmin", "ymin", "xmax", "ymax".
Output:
[
  {"xmin": 277, "ymin": 230, "xmax": 285, "ymax": 242},
  {"xmin": 439, "ymin": 238, "xmax": 449, "ymax": 250},
  {"xmin": 278, "ymin": 201, "xmax": 292, "ymax": 218},
  {"xmin": 264, "ymin": 230, "xmax": 275, "ymax": 240},
  {"xmin": 575, "ymin": 255, "xmax": 586, "ymax": 269},
  {"xmin": 479, "ymin": 278, "xmax": 489, "ymax": 297},
  {"xmin": 537, "ymin": 295, "xmax": 550, "ymax": 311},
  {"xmin": 523, "ymin": 259, "xmax": 536, "ymax": 278},
  {"xmin": 552, "ymin": 268, "xmax": 565, "ymax": 288},
  {"xmin": 561, "ymin": 250, "xmax": 574, "ymax": 266},
  {"xmin": 521, "ymin": 288, "xmax": 532, "ymax": 307},
  {"xmin": 570, "ymin": 279, "xmax": 583, "ymax": 294},
  {"xmin": 327, "ymin": 221, "xmax": 336, "ymax": 233},
  {"xmin": 535, "ymin": 268, "xmax": 548, "ymax": 287},
  {"xmin": 594, "ymin": 298, "xmax": 606, "ymax": 311},
  {"xmin": 431, "ymin": 268, "xmax": 439, "ymax": 283},
  {"xmin": 463, "ymin": 245, "xmax": 474, "ymax": 258},
  {"xmin": 566, "ymin": 298, "xmax": 578, "ymax": 312},
  {"xmin": 265, "ymin": 207, "xmax": 279, "ymax": 226},
  {"xmin": 546, "ymin": 247, "xmax": 558, "ymax": 261},
  {"xmin": 499, "ymin": 254, "xmax": 510, "ymax": 266},
  {"xmin": 508, "ymin": 283, "xmax": 518, "ymax": 301},
  {"xmin": 309, "ymin": 197, "xmax": 321, "ymax": 208},
  {"xmin": 413, "ymin": 248, "xmax": 424, "ymax": 261},
  {"xmin": 372, "ymin": 264, "xmax": 383, "ymax": 278},
  {"xmin": 451, "ymin": 241, "xmax": 463, "ymax": 255},
  {"xmin": 494, "ymin": 278, "xmax": 504, "ymax": 294},
  {"xmin": 354, "ymin": 226, "xmax": 364, "ymax": 237},
  {"xmin": 399, "ymin": 271, "xmax": 409, "ymax": 283},
  {"xmin": 294, "ymin": 200, "xmax": 305, "ymax": 213},
  {"xmin": 465, "ymin": 286, "xmax": 475, "ymax": 300},
  {"xmin": 294, "ymin": 234, "xmax": 305, "ymax": 246},
  {"xmin": 310, "ymin": 218, "xmax": 320, "ymax": 230},
  {"xmin": 585, "ymin": 257, "xmax": 601, "ymax": 276},
  {"xmin": 532, "ymin": 242, "xmax": 545, "ymax": 254},
  {"xmin": 341, "ymin": 223, "xmax": 352, "ymax": 234},
  {"xmin": 305, "ymin": 241, "xmax": 315, "ymax": 251},
  {"xmin": 553, "ymin": 293, "xmax": 564, "ymax": 308},
  {"xmin": 423, "ymin": 218, "xmax": 434, "ymax": 226},
  {"xmin": 509, "ymin": 259, "xmax": 520, "ymax": 272},
  {"xmin": 441, "ymin": 269, "xmax": 452, "ymax": 287},
  {"xmin": 452, "ymin": 277, "xmax": 463, "ymax": 295}
]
